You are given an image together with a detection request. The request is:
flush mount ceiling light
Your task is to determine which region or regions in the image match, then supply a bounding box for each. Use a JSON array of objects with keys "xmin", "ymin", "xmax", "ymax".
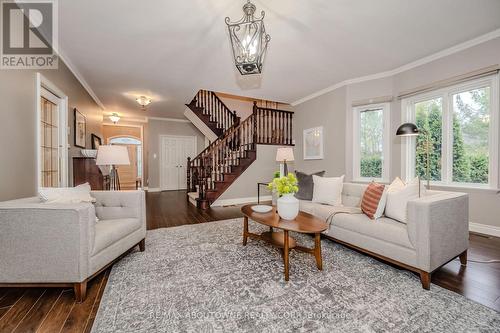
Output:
[
  {"xmin": 136, "ymin": 96, "xmax": 152, "ymax": 110},
  {"xmin": 109, "ymin": 113, "xmax": 120, "ymax": 124},
  {"xmin": 225, "ymin": 0, "xmax": 270, "ymax": 75}
]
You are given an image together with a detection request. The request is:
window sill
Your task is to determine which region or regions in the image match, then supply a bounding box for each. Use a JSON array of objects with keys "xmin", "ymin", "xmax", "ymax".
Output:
[
  {"xmin": 428, "ymin": 183, "xmax": 500, "ymax": 194},
  {"xmin": 351, "ymin": 178, "xmax": 390, "ymax": 185}
]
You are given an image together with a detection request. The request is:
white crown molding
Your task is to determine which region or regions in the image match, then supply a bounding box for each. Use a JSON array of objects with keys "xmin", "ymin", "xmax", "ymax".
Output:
[
  {"xmin": 147, "ymin": 116, "xmax": 190, "ymax": 123},
  {"xmin": 291, "ymin": 28, "xmax": 500, "ymax": 106},
  {"xmin": 57, "ymin": 49, "xmax": 106, "ymax": 110}
]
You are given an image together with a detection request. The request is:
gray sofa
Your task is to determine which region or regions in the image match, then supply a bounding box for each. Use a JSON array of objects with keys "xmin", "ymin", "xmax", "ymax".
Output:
[
  {"xmin": 0, "ymin": 190, "xmax": 146, "ymax": 301},
  {"xmin": 299, "ymin": 183, "xmax": 469, "ymax": 289}
]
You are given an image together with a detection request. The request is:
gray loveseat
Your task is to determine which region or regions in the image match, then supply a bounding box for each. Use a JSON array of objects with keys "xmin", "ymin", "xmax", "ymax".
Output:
[
  {"xmin": 299, "ymin": 183, "xmax": 469, "ymax": 289},
  {"xmin": 0, "ymin": 190, "xmax": 146, "ymax": 301}
]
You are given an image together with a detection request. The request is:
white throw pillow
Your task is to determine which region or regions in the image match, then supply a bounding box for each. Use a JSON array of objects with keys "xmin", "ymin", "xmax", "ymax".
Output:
[
  {"xmin": 312, "ymin": 175, "xmax": 344, "ymax": 206},
  {"xmin": 373, "ymin": 177, "xmax": 405, "ymax": 219},
  {"xmin": 39, "ymin": 183, "xmax": 96, "ymax": 204},
  {"xmin": 384, "ymin": 177, "xmax": 423, "ymax": 223}
]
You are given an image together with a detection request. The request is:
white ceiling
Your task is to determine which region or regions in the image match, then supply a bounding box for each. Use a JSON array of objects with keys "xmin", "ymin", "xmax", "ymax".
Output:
[{"xmin": 59, "ymin": 0, "xmax": 500, "ymax": 119}]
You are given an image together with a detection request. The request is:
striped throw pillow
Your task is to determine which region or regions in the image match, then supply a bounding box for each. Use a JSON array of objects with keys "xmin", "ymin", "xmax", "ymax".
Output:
[{"xmin": 361, "ymin": 182, "xmax": 386, "ymax": 219}]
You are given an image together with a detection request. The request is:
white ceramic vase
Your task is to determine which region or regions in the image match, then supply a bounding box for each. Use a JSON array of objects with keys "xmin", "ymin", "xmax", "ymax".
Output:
[{"xmin": 277, "ymin": 193, "xmax": 299, "ymax": 220}]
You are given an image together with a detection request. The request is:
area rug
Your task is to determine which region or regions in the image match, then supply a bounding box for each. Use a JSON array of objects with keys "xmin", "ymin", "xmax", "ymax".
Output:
[{"xmin": 92, "ymin": 218, "xmax": 500, "ymax": 332}]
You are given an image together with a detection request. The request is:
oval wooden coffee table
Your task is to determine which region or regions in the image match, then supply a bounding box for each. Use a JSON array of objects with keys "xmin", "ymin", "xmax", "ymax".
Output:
[{"xmin": 241, "ymin": 205, "xmax": 328, "ymax": 281}]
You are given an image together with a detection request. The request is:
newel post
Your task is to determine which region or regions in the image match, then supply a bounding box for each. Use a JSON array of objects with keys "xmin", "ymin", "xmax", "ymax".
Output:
[
  {"xmin": 252, "ymin": 101, "xmax": 258, "ymax": 147},
  {"xmin": 186, "ymin": 157, "xmax": 191, "ymax": 192}
]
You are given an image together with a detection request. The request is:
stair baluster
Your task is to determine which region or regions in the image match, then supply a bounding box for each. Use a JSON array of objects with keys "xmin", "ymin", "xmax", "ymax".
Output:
[{"xmin": 187, "ymin": 91, "xmax": 294, "ymax": 209}]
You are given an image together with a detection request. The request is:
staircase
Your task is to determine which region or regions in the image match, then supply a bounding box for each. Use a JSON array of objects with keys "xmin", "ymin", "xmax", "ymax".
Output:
[{"xmin": 185, "ymin": 90, "xmax": 294, "ymax": 209}]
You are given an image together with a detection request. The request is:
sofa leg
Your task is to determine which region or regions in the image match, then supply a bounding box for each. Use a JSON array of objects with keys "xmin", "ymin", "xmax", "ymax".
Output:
[
  {"xmin": 74, "ymin": 281, "xmax": 87, "ymax": 303},
  {"xmin": 419, "ymin": 271, "xmax": 431, "ymax": 290},
  {"xmin": 459, "ymin": 250, "xmax": 467, "ymax": 266},
  {"xmin": 139, "ymin": 238, "xmax": 145, "ymax": 252}
]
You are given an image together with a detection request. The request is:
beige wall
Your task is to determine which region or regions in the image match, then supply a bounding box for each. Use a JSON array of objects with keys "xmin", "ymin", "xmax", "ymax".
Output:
[
  {"xmin": 0, "ymin": 61, "xmax": 102, "ymax": 201},
  {"xmin": 147, "ymin": 119, "xmax": 204, "ymax": 189},
  {"xmin": 292, "ymin": 36, "xmax": 500, "ymax": 229}
]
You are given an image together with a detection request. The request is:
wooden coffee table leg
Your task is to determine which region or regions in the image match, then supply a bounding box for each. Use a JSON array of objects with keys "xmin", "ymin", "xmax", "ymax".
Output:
[
  {"xmin": 284, "ymin": 230, "xmax": 290, "ymax": 281},
  {"xmin": 243, "ymin": 216, "xmax": 248, "ymax": 246},
  {"xmin": 314, "ymin": 233, "xmax": 322, "ymax": 270}
]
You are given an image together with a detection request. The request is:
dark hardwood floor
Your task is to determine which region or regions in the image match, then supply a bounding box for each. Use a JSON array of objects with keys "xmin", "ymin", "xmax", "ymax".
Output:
[{"xmin": 1, "ymin": 190, "xmax": 499, "ymax": 332}]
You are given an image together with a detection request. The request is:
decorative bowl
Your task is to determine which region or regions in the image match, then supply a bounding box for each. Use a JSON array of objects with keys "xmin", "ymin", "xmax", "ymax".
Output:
[
  {"xmin": 251, "ymin": 205, "xmax": 273, "ymax": 213},
  {"xmin": 81, "ymin": 149, "xmax": 98, "ymax": 158}
]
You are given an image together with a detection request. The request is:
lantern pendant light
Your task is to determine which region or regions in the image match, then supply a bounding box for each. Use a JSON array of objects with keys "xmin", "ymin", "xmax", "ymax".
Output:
[{"xmin": 225, "ymin": 1, "xmax": 271, "ymax": 75}]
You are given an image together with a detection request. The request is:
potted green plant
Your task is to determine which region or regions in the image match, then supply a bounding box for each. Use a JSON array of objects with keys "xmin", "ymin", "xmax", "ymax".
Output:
[{"xmin": 267, "ymin": 173, "xmax": 299, "ymax": 220}]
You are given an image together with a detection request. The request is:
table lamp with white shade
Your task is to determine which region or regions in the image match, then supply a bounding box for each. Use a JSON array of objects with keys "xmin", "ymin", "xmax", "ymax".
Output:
[
  {"xmin": 276, "ymin": 147, "xmax": 294, "ymax": 176},
  {"xmin": 96, "ymin": 145, "xmax": 130, "ymax": 190}
]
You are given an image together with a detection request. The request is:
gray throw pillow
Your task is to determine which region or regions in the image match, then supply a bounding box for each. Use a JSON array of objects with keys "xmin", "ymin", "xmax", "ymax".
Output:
[{"xmin": 295, "ymin": 171, "xmax": 325, "ymax": 200}]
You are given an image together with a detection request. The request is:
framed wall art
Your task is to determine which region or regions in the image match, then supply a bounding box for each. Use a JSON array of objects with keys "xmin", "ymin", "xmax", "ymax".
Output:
[
  {"xmin": 303, "ymin": 126, "xmax": 324, "ymax": 160},
  {"xmin": 74, "ymin": 108, "xmax": 86, "ymax": 148}
]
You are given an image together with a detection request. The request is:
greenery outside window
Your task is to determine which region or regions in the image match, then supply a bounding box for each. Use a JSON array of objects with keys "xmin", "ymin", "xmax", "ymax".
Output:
[
  {"xmin": 402, "ymin": 75, "xmax": 499, "ymax": 189},
  {"xmin": 353, "ymin": 103, "xmax": 391, "ymax": 182}
]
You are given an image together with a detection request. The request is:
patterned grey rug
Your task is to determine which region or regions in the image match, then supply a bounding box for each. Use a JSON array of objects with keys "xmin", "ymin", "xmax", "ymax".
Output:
[{"xmin": 92, "ymin": 218, "xmax": 500, "ymax": 332}]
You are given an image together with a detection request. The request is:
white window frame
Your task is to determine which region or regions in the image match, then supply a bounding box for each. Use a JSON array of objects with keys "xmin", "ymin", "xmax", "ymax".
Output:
[
  {"xmin": 352, "ymin": 102, "xmax": 391, "ymax": 182},
  {"xmin": 401, "ymin": 75, "xmax": 499, "ymax": 189}
]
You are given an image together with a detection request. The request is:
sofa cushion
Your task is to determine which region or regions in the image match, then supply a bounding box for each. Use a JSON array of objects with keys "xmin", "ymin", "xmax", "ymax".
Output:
[
  {"xmin": 385, "ymin": 177, "xmax": 423, "ymax": 223},
  {"xmin": 39, "ymin": 183, "xmax": 95, "ymax": 204},
  {"xmin": 331, "ymin": 214, "xmax": 414, "ymax": 249},
  {"xmin": 92, "ymin": 218, "xmax": 141, "ymax": 255},
  {"xmin": 93, "ymin": 192, "xmax": 142, "ymax": 220},
  {"xmin": 295, "ymin": 170, "xmax": 325, "ymax": 200},
  {"xmin": 361, "ymin": 182, "xmax": 385, "ymax": 219},
  {"xmin": 341, "ymin": 183, "xmax": 367, "ymax": 207},
  {"xmin": 312, "ymin": 175, "xmax": 344, "ymax": 206}
]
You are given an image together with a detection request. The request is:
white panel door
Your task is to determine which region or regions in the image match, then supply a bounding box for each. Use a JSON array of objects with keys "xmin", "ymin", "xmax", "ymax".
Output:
[
  {"xmin": 160, "ymin": 136, "xmax": 197, "ymax": 191},
  {"xmin": 160, "ymin": 136, "xmax": 180, "ymax": 190},
  {"xmin": 177, "ymin": 137, "xmax": 197, "ymax": 190}
]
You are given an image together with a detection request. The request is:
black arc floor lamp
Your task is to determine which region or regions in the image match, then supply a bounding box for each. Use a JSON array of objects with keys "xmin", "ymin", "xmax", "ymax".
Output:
[{"xmin": 396, "ymin": 122, "xmax": 431, "ymax": 195}]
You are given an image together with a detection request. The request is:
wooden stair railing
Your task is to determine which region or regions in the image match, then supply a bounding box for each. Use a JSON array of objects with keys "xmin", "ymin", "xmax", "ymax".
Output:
[
  {"xmin": 187, "ymin": 101, "xmax": 293, "ymax": 209},
  {"xmin": 186, "ymin": 90, "xmax": 240, "ymax": 137}
]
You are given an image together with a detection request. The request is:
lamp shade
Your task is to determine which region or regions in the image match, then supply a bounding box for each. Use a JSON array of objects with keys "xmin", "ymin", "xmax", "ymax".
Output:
[
  {"xmin": 96, "ymin": 145, "xmax": 130, "ymax": 166},
  {"xmin": 396, "ymin": 123, "xmax": 419, "ymax": 137},
  {"xmin": 276, "ymin": 147, "xmax": 294, "ymax": 162}
]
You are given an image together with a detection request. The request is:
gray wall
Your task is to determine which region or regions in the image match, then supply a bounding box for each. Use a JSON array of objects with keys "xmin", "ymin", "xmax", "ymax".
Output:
[
  {"xmin": 147, "ymin": 119, "xmax": 205, "ymax": 189},
  {"xmin": 293, "ymin": 87, "xmax": 346, "ymax": 177},
  {"xmin": 293, "ymin": 37, "xmax": 500, "ymax": 229},
  {"xmin": 0, "ymin": 62, "xmax": 103, "ymax": 201}
]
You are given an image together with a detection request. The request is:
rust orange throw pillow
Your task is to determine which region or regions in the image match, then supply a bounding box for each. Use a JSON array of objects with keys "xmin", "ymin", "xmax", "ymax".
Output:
[{"xmin": 361, "ymin": 182, "xmax": 386, "ymax": 219}]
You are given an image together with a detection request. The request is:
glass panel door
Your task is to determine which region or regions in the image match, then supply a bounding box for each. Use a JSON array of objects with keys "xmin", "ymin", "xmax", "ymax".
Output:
[{"xmin": 40, "ymin": 96, "xmax": 60, "ymax": 187}]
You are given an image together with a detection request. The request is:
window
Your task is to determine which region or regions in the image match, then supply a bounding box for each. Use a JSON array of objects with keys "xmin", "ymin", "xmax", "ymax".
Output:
[
  {"xmin": 402, "ymin": 75, "xmax": 498, "ymax": 188},
  {"xmin": 353, "ymin": 103, "xmax": 391, "ymax": 182}
]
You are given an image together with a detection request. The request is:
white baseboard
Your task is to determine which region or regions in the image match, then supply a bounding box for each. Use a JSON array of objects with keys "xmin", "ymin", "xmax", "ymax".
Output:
[
  {"xmin": 469, "ymin": 222, "xmax": 500, "ymax": 238},
  {"xmin": 211, "ymin": 195, "xmax": 272, "ymax": 207},
  {"xmin": 147, "ymin": 188, "xmax": 161, "ymax": 192}
]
